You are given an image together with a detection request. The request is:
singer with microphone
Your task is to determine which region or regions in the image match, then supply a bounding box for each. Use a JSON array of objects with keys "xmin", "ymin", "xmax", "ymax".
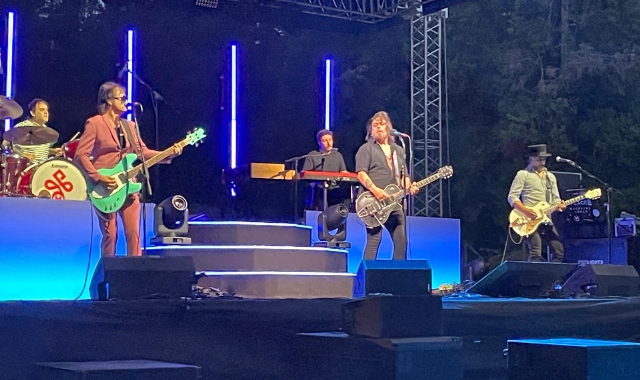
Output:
[
  {"xmin": 507, "ymin": 144, "xmax": 566, "ymax": 262},
  {"xmin": 302, "ymin": 129, "xmax": 351, "ymax": 210},
  {"xmin": 74, "ymin": 81, "xmax": 182, "ymax": 257},
  {"xmin": 355, "ymin": 111, "xmax": 418, "ymax": 261}
]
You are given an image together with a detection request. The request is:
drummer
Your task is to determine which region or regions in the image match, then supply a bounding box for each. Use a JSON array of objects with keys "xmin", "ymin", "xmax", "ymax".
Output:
[{"xmin": 1, "ymin": 99, "xmax": 62, "ymax": 164}]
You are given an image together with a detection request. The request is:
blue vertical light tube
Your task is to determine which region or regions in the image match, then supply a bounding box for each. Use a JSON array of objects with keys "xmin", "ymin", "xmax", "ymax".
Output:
[
  {"xmin": 4, "ymin": 12, "xmax": 16, "ymax": 131},
  {"xmin": 126, "ymin": 29, "xmax": 135, "ymax": 121},
  {"xmin": 324, "ymin": 58, "xmax": 332, "ymax": 130}
]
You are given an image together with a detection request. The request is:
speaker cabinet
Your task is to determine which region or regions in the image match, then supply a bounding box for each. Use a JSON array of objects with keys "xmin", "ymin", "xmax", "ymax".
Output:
[
  {"xmin": 467, "ymin": 261, "xmax": 576, "ymax": 298},
  {"xmin": 342, "ymin": 295, "xmax": 443, "ymax": 338},
  {"xmin": 353, "ymin": 260, "xmax": 431, "ymax": 298},
  {"xmin": 89, "ymin": 256, "xmax": 196, "ymax": 300},
  {"xmin": 508, "ymin": 338, "xmax": 640, "ymax": 380},
  {"xmin": 560, "ymin": 264, "xmax": 640, "ymax": 297}
]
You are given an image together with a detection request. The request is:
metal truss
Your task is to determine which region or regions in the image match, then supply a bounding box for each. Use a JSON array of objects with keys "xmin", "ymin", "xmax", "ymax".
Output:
[
  {"xmin": 275, "ymin": 0, "xmax": 416, "ymax": 23},
  {"xmin": 410, "ymin": 8, "xmax": 448, "ymax": 217}
]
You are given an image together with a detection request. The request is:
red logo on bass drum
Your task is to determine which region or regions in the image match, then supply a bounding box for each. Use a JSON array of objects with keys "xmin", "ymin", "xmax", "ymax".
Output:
[{"xmin": 44, "ymin": 169, "xmax": 74, "ymax": 199}]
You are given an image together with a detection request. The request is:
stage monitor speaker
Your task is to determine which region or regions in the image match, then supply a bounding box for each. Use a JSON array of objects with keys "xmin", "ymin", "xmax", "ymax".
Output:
[
  {"xmin": 353, "ymin": 259, "xmax": 431, "ymax": 298},
  {"xmin": 560, "ymin": 264, "xmax": 640, "ymax": 297},
  {"xmin": 342, "ymin": 295, "xmax": 443, "ymax": 338},
  {"xmin": 467, "ymin": 261, "xmax": 576, "ymax": 298},
  {"xmin": 89, "ymin": 256, "xmax": 196, "ymax": 301}
]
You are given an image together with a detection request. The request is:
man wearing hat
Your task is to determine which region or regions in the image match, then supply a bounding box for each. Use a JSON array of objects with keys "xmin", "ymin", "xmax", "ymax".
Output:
[{"xmin": 508, "ymin": 144, "xmax": 566, "ymax": 262}]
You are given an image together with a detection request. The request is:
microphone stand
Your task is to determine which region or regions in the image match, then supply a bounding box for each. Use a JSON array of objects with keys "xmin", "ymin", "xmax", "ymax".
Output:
[
  {"xmin": 132, "ymin": 106, "xmax": 152, "ymax": 255},
  {"xmin": 284, "ymin": 151, "xmax": 332, "ymax": 222},
  {"xmin": 565, "ymin": 160, "xmax": 618, "ymax": 264},
  {"xmin": 128, "ymin": 69, "xmax": 181, "ymax": 196}
]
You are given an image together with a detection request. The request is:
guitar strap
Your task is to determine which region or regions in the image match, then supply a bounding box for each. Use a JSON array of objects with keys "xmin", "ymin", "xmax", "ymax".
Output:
[
  {"xmin": 391, "ymin": 148, "xmax": 402, "ymax": 188},
  {"xmin": 119, "ymin": 119, "xmax": 139, "ymax": 155}
]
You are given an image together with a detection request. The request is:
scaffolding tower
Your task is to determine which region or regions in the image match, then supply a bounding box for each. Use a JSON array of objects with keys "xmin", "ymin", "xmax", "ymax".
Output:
[{"xmin": 410, "ymin": 8, "xmax": 448, "ymax": 217}]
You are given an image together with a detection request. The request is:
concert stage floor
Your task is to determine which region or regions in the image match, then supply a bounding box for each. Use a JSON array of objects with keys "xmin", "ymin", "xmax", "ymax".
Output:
[{"xmin": 2, "ymin": 296, "xmax": 640, "ymax": 380}]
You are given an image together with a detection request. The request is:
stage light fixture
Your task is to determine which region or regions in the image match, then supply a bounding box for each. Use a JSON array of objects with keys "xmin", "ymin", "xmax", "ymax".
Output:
[
  {"xmin": 4, "ymin": 11, "xmax": 16, "ymax": 131},
  {"xmin": 151, "ymin": 195, "xmax": 192, "ymax": 245},
  {"xmin": 314, "ymin": 204, "xmax": 350, "ymax": 248}
]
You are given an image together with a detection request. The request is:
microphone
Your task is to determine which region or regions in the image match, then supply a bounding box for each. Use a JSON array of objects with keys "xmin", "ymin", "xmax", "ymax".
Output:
[
  {"xmin": 555, "ymin": 156, "xmax": 575, "ymax": 164},
  {"xmin": 116, "ymin": 61, "xmax": 130, "ymax": 79},
  {"xmin": 390, "ymin": 129, "xmax": 410, "ymax": 138}
]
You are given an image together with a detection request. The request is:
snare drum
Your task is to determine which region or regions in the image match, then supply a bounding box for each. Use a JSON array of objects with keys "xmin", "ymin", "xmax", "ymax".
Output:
[
  {"xmin": 62, "ymin": 139, "xmax": 80, "ymax": 160},
  {"xmin": 17, "ymin": 158, "xmax": 88, "ymax": 200},
  {"xmin": 1, "ymin": 153, "xmax": 31, "ymax": 195}
]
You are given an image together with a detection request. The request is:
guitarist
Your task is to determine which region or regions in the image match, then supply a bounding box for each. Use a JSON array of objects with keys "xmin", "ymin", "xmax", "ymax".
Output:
[
  {"xmin": 507, "ymin": 144, "xmax": 566, "ymax": 262},
  {"xmin": 355, "ymin": 111, "xmax": 418, "ymax": 260},
  {"xmin": 74, "ymin": 82, "xmax": 182, "ymax": 257}
]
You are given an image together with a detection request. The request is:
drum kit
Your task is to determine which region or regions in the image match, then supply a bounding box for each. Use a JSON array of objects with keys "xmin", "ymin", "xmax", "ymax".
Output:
[{"xmin": 0, "ymin": 96, "xmax": 87, "ymax": 200}]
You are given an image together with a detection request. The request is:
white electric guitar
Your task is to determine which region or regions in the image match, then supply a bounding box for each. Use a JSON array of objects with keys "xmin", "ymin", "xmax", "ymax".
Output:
[{"xmin": 509, "ymin": 188, "xmax": 602, "ymax": 237}]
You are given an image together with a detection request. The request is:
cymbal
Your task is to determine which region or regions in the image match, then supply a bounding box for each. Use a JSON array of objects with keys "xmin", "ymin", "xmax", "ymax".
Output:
[
  {"xmin": 3, "ymin": 126, "xmax": 59, "ymax": 145},
  {"xmin": 0, "ymin": 96, "xmax": 23, "ymax": 120}
]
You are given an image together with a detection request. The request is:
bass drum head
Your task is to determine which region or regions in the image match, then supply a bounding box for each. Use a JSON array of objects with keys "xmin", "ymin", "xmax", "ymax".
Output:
[{"xmin": 31, "ymin": 158, "xmax": 88, "ymax": 200}]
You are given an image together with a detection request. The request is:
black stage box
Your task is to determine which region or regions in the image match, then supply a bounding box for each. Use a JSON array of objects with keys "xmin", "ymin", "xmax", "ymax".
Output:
[
  {"xmin": 560, "ymin": 264, "xmax": 640, "ymax": 297},
  {"xmin": 467, "ymin": 261, "xmax": 575, "ymax": 298},
  {"xmin": 342, "ymin": 295, "xmax": 443, "ymax": 338},
  {"xmin": 34, "ymin": 360, "xmax": 201, "ymax": 380},
  {"xmin": 89, "ymin": 256, "xmax": 196, "ymax": 300},
  {"xmin": 297, "ymin": 332, "xmax": 462, "ymax": 380},
  {"xmin": 508, "ymin": 338, "xmax": 640, "ymax": 380},
  {"xmin": 353, "ymin": 260, "xmax": 431, "ymax": 298}
]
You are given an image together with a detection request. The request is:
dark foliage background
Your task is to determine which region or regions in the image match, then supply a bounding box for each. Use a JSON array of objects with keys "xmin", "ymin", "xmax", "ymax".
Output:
[{"xmin": 4, "ymin": 0, "xmax": 640, "ymax": 256}]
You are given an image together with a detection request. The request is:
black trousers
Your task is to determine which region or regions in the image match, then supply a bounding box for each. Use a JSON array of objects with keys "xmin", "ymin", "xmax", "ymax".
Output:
[
  {"xmin": 363, "ymin": 208, "xmax": 407, "ymax": 260},
  {"xmin": 527, "ymin": 224, "xmax": 564, "ymax": 262}
]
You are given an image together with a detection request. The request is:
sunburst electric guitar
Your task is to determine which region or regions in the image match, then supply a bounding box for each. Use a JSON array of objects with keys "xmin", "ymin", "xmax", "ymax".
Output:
[
  {"xmin": 509, "ymin": 188, "xmax": 602, "ymax": 237},
  {"xmin": 355, "ymin": 166, "xmax": 454, "ymax": 228},
  {"xmin": 87, "ymin": 128, "xmax": 206, "ymax": 213}
]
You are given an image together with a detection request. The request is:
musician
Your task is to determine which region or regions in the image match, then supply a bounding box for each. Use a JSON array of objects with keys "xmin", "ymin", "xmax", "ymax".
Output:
[
  {"xmin": 508, "ymin": 144, "xmax": 566, "ymax": 262},
  {"xmin": 74, "ymin": 82, "xmax": 182, "ymax": 257},
  {"xmin": 1, "ymin": 98, "xmax": 62, "ymax": 164},
  {"xmin": 302, "ymin": 129, "xmax": 350, "ymax": 209},
  {"xmin": 355, "ymin": 111, "xmax": 418, "ymax": 260}
]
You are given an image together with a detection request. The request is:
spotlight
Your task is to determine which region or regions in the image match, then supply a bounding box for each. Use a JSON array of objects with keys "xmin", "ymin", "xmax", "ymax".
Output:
[
  {"xmin": 151, "ymin": 195, "xmax": 192, "ymax": 245},
  {"xmin": 314, "ymin": 204, "xmax": 351, "ymax": 248}
]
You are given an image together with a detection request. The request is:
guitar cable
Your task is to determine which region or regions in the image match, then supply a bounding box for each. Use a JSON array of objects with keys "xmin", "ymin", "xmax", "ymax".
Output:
[{"xmin": 73, "ymin": 201, "xmax": 95, "ymax": 301}]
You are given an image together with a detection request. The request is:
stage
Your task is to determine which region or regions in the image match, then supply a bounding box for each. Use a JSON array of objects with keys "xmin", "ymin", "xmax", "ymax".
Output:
[{"xmin": 2, "ymin": 296, "xmax": 640, "ymax": 380}]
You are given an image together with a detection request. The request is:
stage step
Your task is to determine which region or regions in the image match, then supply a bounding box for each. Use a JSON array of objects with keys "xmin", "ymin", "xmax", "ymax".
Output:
[
  {"xmin": 199, "ymin": 271, "xmax": 355, "ymax": 299},
  {"xmin": 146, "ymin": 245, "xmax": 348, "ymax": 273},
  {"xmin": 187, "ymin": 221, "xmax": 312, "ymax": 246}
]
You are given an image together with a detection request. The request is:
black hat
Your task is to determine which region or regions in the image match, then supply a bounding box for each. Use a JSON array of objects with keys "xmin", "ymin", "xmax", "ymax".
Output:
[{"xmin": 527, "ymin": 144, "xmax": 552, "ymax": 158}]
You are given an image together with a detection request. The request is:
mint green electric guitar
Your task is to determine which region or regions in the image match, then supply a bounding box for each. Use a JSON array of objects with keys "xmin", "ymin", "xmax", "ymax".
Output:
[{"xmin": 87, "ymin": 128, "xmax": 206, "ymax": 213}]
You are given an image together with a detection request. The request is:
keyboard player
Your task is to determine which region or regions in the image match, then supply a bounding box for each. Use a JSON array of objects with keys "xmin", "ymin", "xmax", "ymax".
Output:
[{"xmin": 302, "ymin": 130, "xmax": 352, "ymax": 210}]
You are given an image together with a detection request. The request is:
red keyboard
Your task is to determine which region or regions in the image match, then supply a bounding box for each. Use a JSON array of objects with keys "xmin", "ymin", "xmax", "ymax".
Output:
[{"xmin": 297, "ymin": 171, "xmax": 359, "ymax": 183}]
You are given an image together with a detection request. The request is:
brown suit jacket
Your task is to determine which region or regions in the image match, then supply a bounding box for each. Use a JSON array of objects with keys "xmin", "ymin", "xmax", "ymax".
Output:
[{"xmin": 74, "ymin": 114, "xmax": 159, "ymax": 183}]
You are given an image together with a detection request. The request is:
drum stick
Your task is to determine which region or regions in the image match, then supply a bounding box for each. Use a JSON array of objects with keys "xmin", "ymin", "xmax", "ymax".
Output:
[{"xmin": 68, "ymin": 132, "xmax": 80, "ymax": 142}]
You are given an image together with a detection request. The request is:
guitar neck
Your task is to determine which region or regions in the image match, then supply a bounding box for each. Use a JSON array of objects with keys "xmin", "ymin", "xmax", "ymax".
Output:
[
  {"xmin": 389, "ymin": 173, "xmax": 442, "ymax": 199},
  {"xmin": 544, "ymin": 194, "xmax": 586, "ymax": 214},
  {"xmin": 128, "ymin": 140, "xmax": 187, "ymax": 178}
]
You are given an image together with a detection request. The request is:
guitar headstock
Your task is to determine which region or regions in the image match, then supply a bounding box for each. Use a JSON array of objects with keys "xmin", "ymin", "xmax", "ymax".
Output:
[
  {"xmin": 437, "ymin": 165, "xmax": 454, "ymax": 179},
  {"xmin": 585, "ymin": 188, "xmax": 602, "ymax": 200},
  {"xmin": 185, "ymin": 127, "xmax": 206, "ymax": 147}
]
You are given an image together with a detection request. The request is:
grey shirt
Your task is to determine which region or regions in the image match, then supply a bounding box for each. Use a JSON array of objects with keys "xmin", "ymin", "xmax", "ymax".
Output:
[
  {"xmin": 302, "ymin": 150, "xmax": 347, "ymax": 172},
  {"xmin": 508, "ymin": 166, "xmax": 561, "ymax": 208},
  {"xmin": 355, "ymin": 140, "xmax": 407, "ymax": 190},
  {"xmin": 302, "ymin": 150, "xmax": 347, "ymax": 190}
]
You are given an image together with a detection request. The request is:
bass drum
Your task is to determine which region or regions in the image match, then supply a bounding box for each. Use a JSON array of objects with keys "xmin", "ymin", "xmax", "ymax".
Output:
[{"xmin": 17, "ymin": 158, "xmax": 88, "ymax": 200}]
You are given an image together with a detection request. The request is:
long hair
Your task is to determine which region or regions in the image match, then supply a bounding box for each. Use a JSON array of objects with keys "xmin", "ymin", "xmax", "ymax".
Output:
[
  {"xmin": 365, "ymin": 111, "xmax": 395, "ymax": 144},
  {"xmin": 97, "ymin": 81, "xmax": 125, "ymax": 115}
]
